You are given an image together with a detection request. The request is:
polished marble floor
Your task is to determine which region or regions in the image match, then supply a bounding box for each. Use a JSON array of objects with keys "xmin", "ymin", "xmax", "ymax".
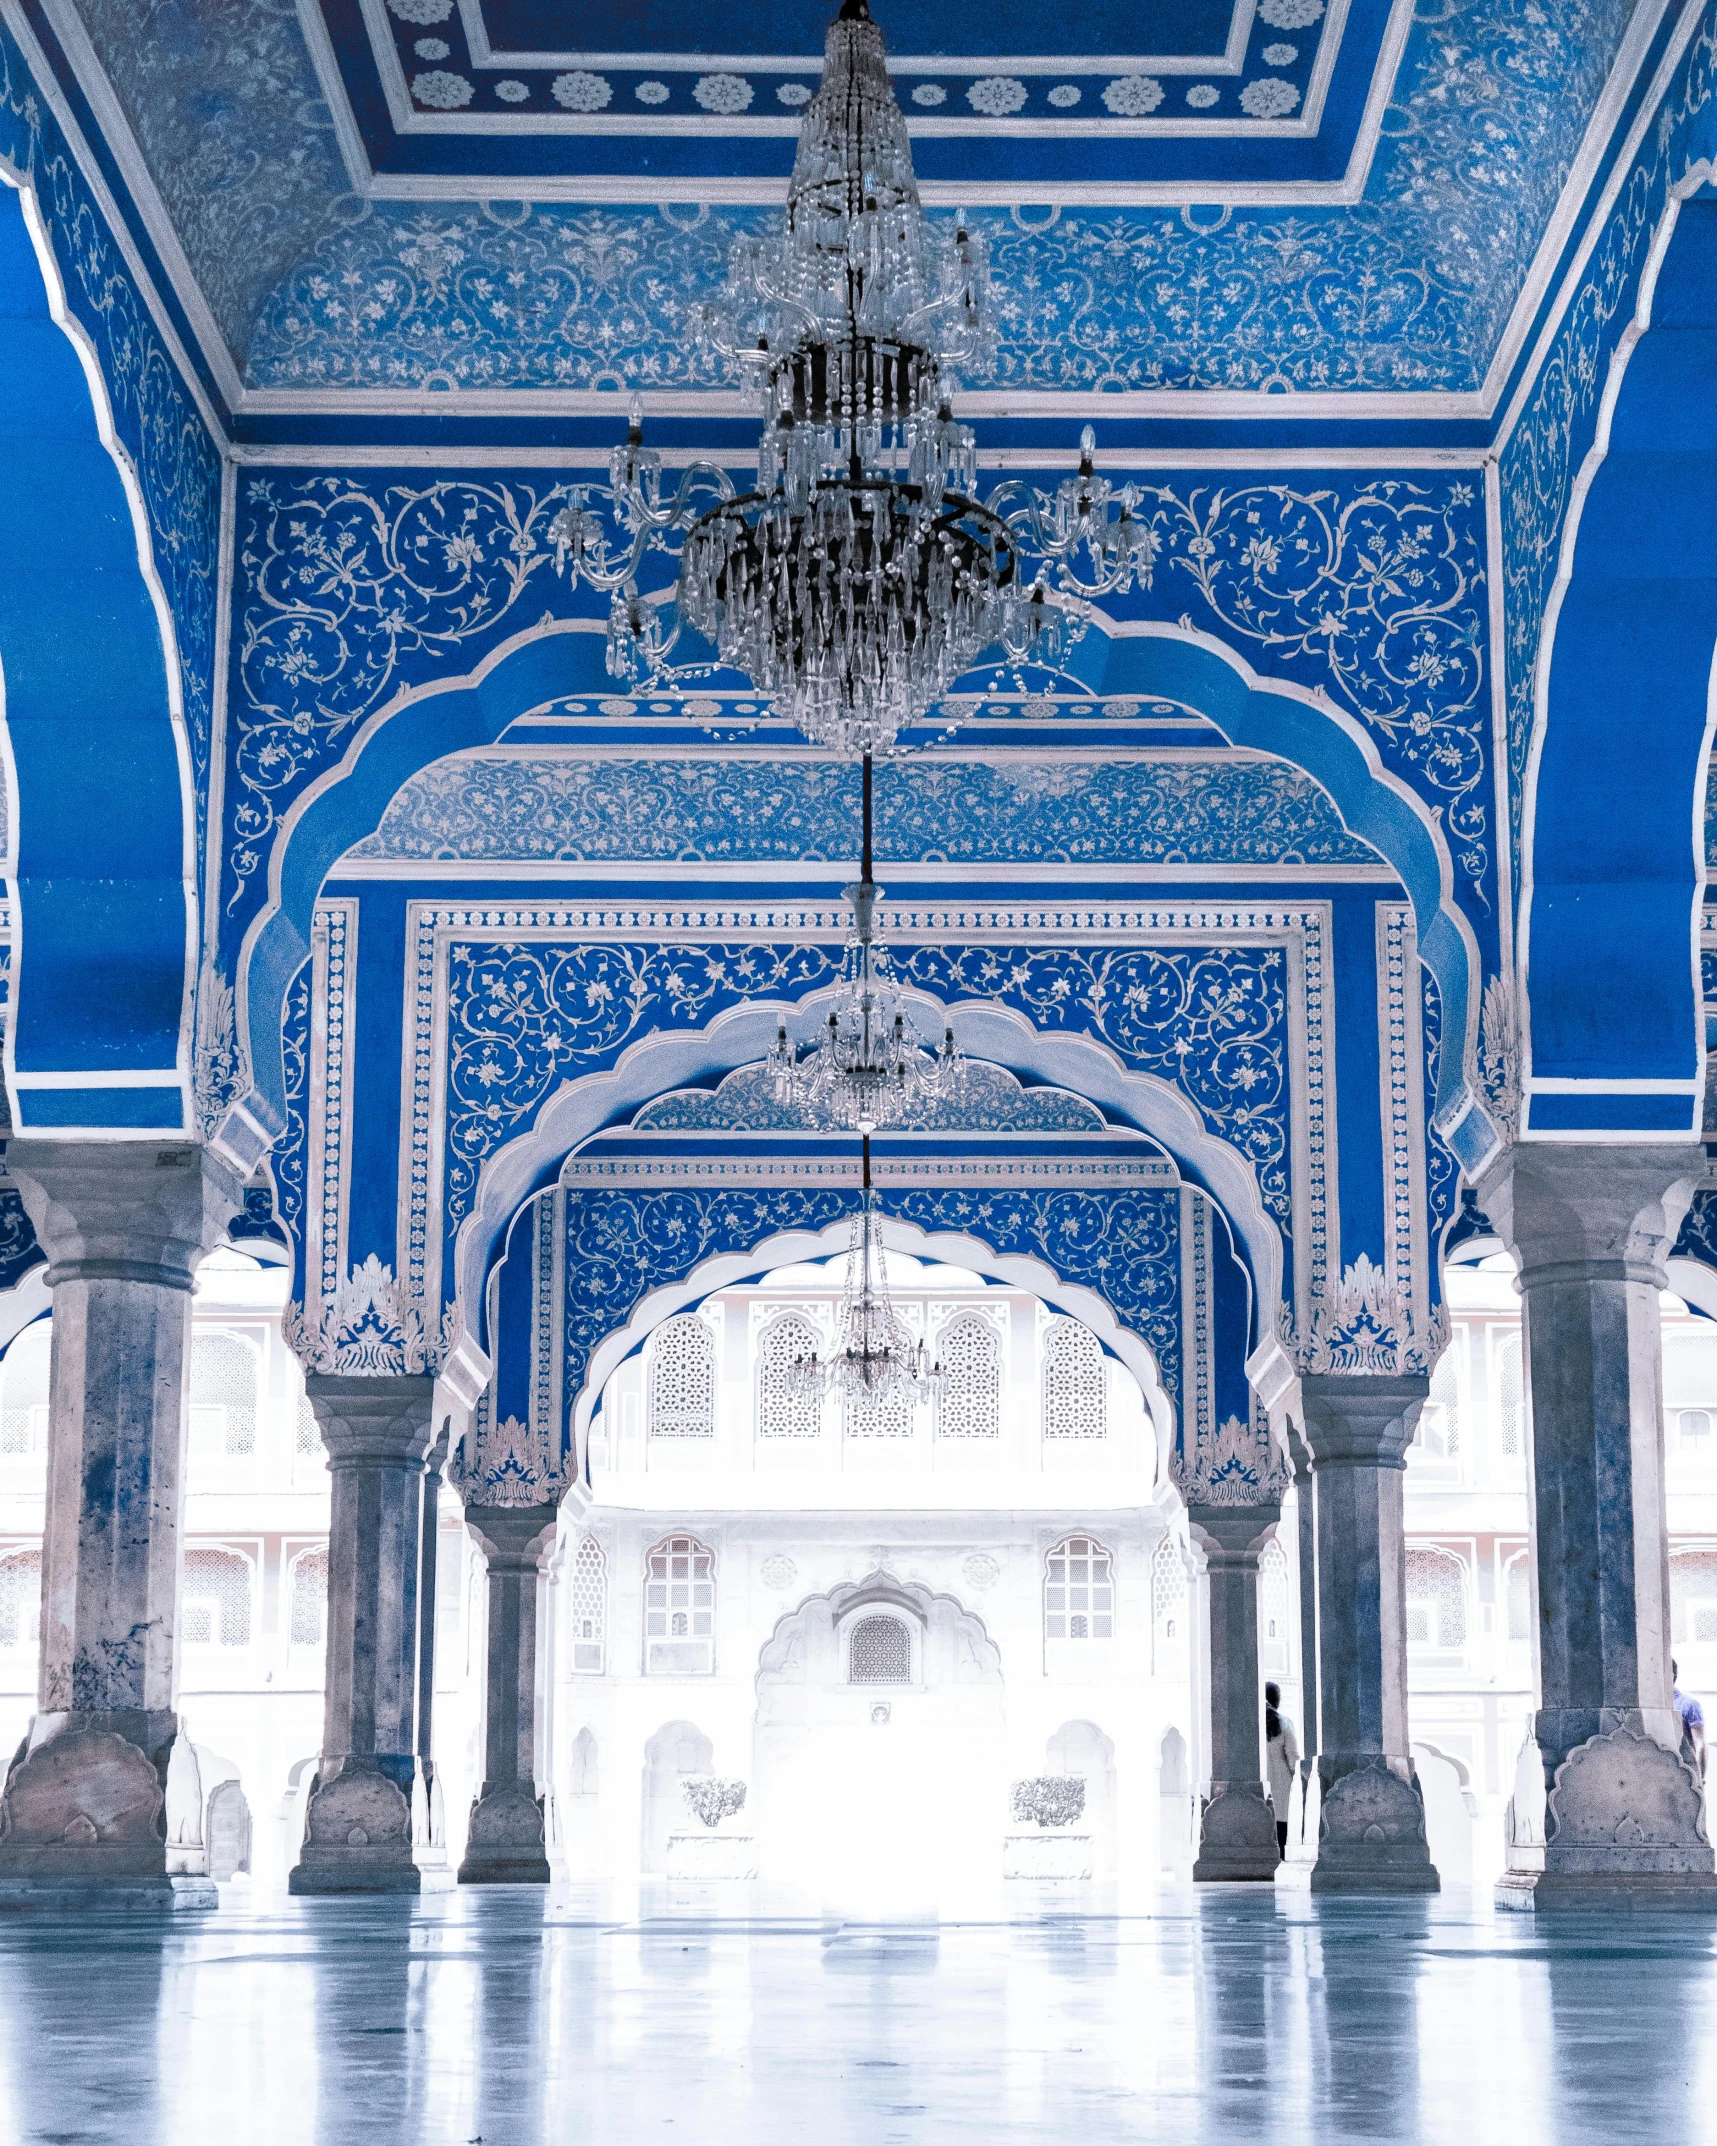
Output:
[{"xmin": 1, "ymin": 1883, "xmax": 1714, "ymax": 2144}]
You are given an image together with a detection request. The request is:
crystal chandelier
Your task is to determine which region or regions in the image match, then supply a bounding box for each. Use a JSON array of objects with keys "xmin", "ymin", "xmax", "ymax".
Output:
[
  {"xmin": 768, "ymin": 753, "xmax": 965, "ymax": 1130},
  {"xmin": 788, "ymin": 1136, "xmax": 940, "ymax": 1404},
  {"xmin": 558, "ymin": 0, "xmax": 1158, "ymax": 753}
]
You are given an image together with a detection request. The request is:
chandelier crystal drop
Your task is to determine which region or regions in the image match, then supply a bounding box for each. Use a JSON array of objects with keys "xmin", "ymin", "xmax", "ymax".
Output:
[
  {"xmin": 787, "ymin": 1137, "xmax": 941, "ymax": 1405},
  {"xmin": 768, "ymin": 755, "xmax": 966, "ymax": 1131}
]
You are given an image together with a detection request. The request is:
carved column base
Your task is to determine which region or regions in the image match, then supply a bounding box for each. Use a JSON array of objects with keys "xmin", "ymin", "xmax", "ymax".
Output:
[
  {"xmin": 1497, "ymin": 1716, "xmax": 1717, "ymax": 1912},
  {"xmin": 1192, "ymin": 1787, "xmax": 1280, "ymax": 1882},
  {"xmin": 1274, "ymin": 1754, "xmax": 1439, "ymax": 1894},
  {"xmin": 458, "ymin": 1783, "xmax": 551, "ymax": 1885},
  {"xmin": 0, "ymin": 1711, "xmax": 216, "ymax": 1907},
  {"xmin": 289, "ymin": 1760, "xmax": 421, "ymax": 1895}
]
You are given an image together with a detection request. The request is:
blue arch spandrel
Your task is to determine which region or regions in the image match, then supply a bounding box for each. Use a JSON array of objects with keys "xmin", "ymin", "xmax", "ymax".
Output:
[
  {"xmin": 0, "ymin": 186, "xmax": 190, "ymax": 1130},
  {"xmin": 239, "ymin": 616, "xmax": 1480, "ymax": 1161},
  {"xmin": 1525, "ymin": 192, "xmax": 1717, "ymax": 1133}
]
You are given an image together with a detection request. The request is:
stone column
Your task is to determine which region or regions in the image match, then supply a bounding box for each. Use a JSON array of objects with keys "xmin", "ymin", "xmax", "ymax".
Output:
[
  {"xmin": 1479, "ymin": 1143, "xmax": 1717, "ymax": 1909},
  {"xmin": 0, "ymin": 1141, "xmax": 240, "ymax": 1906},
  {"xmin": 458, "ymin": 1503, "xmax": 558, "ymax": 1884},
  {"xmin": 411, "ymin": 1444, "xmax": 448, "ymax": 1870},
  {"xmin": 1289, "ymin": 1430, "xmax": 1320, "ymax": 1766},
  {"xmin": 290, "ymin": 1374, "xmax": 434, "ymax": 1894},
  {"xmin": 1189, "ymin": 1502, "xmax": 1281, "ymax": 1880},
  {"xmin": 1288, "ymin": 1374, "xmax": 1438, "ymax": 1893}
]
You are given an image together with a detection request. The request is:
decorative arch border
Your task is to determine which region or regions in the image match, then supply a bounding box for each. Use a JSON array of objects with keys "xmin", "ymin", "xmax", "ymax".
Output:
[
  {"xmin": 755, "ymin": 1569, "xmax": 1002, "ymax": 1698},
  {"xmin": 1518, "ymin": 163, "xmax": 1717, "ymax": 1139},
  {"xmin": 222, "ymin": 606, "xmax": 1490, "ymax": 1168},
  {"xmin": 0, "ymin": 166, "xmax": 196, "ymax": 1135}
]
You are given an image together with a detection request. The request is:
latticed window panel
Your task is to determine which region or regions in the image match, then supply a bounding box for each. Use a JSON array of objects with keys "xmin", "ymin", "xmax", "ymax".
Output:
[
  {"xmin": 1671, "ymin": 1552, "xmax": 1717, "ymax": 1646},
  {"xmin": 1259, "ymin": 1540, "xmax": 1291, "ymax": 1669},
  {"xmin": 648, "ymin": 1315, "xmax": 716, "ymax": 1439},
  {"xmin": 0, "ymin": 1323, "xmax": 50, "ymax": 1456},
  {"xmin": 757, "ymin": 1315, "xmax": 823, "ymax": 1438},
  {"xmin": 183, "ymin": 1546, "xmax": 254, "ymax": 1648},
  {"xmin": 1045, "ymin": 1534, "xmax": 1114, "ymax": 1641},
  {"xmin": 1043, "ymin": 1322, "xmax": 1107, "ymax": 1441},
  {"xmin": 288, "ymin": 1548, "xmax": 328, "ymax": 1648},
  {"xmin": 1152, "ymin": 1535, "xmax": 1188, "ymax": 1658},
  {"xmin": 1404, "ymin": 1547, "xmax": 1468, "ymax": 1650},
  {"xmin": 190, "ymin": 1333, "xmax": 258, "ymax": 1456},
  {"xmin": 843, "ymin": 1381, "xmax": 914, "ymax": 1440},
  {"xmin": 1496, "ymin": 1333, "xmax": 1524, "ymax": 1458},
  {"xmin": 1681, "ymin": 1409, "xmax": 1714, "ymax": 1454},
  {"xmin": 294, "ymin": 1387, "xmax": 323, "ymax": 1457},
  {"xmin": 645, "ymin": 1534, "xmax": 715, "ymax": 1672},
  {"xmin": 848, "ymin": 1613, "xmax": 911, "ymax": 1684},
  {"xmin": 1505, "ymin": 1553, "xmax": 1533, "ymax": 1644},
  {"xmin": 936, "ymin": 1314, "xmax": 1001, "ymax": 1439},
  {"xmin": 0, "ymin": 1548, "xmax": 40, "ymax": 1649},
  {"xmin": 570, "ymin": 1534, "xmax": 607, "ymax": 1674}
]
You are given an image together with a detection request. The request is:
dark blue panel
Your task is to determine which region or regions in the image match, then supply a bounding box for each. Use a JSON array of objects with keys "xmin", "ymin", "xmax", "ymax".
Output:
[
  {"xmin": 1525, "ymin": 1091, "xmax": 1697, "ymax": 1135},
  {"xmin": 15, "ymin": 1086, "xmax": 186, "ymax": 1130}
]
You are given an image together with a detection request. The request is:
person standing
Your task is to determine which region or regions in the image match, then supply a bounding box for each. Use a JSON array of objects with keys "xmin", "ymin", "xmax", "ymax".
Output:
[
  {"xmin": 1264, "ymin": 1681, "xmax": 1300, "ymax": 1858},
  {"xmin": 1673, "ymin": 1659, "xmax": 1707, "ymax": 1783}
]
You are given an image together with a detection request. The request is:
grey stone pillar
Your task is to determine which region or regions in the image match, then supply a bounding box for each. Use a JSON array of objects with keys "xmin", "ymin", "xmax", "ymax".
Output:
[
  {"xmin": 411, "ymin": 1447, "xmax": 448, "ymax": 1869},
  {"xmin": 0, "ymin": 1141, "xmax": 240, "ymax": 1907},
  {"xmin": 1189, "ymin": 1503, "xmax": 1281, "ymax": 1880},
  {"xmin": 1290, "ymin": 1373, "xmax": 1438, "ymax": 1894},
  {"xmin": 458, "ymin": 1503, "xmax": 558, "ymax": 1884},
  {"xmin": 1479, "ymin": 1143, "xmax": 1717, "ymax": 1909},
  {"xmin": 1290, "ymin": 1429, "xmax": 1320, "ymax": 1766},
  {"xmin": 290, "ymin": 1374, "xmax": 434, "ymax": 1895}
]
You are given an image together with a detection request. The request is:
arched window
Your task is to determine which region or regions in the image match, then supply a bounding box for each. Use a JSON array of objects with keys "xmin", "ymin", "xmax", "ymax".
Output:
[
  {"xmin": 0, "ymin": 1323, "xmax": 50, "ymax": 1456},
  {"xmin": 1259, "ymin": 1539, "xmax": 1291, "ymax": 1675},
  {"xmin": 1152, "ymin": 1534, "xmax": 1188, "ymax": 1669},
  {"xmin": 1043, "ymin": 1322, "xmax": 1106, "ymax": 1441},
  {"xmin": 570, "ymin": 1535, "xmax": 607, "ymax": 1675},
  {"xmin": 1670, "ymin": 1550, "xmax": 1717, "ymax": 1647},
  {"xmin": 568, "ymin": 1725, "xmax": 598, "ymax": 1799},
  {"xmin": 1505, "ymin": 1550, "xmax": 1533, "ymax": 1644},
  {"xmin": 182, "ymin": 1546, "xmax": 254, "ymax": 1648},
  {"xmin": 1404, "ymin": 1547, "xmax": 1468, "ymax": 1651},
  {"xmin": 288, "ymin": 1547, "xmax": 328, "ymax": 1649},
  {"xmin": 190, "ymin": 1333, "xmax": 258, "ymax": 1456},
  {"xmin": 848, "ymin": 1614, "xmax": 912, "ymax": 1685},
  {"xmin": 644, "ymin": 1534, "xmax": 716, "ymax": 1674},
  {"xmin": 1496, "ymin": 1333, "xmax": 1525, "ymax": 1458},
  {"xmin": 1412, "ymin": 1349, "xmax": 1460, "ymax": 1468},
  {"xmin": 936, "ymin": 1314, "xmax": 1001, "ymax": 1439},
  {"xmin": 1680, "ymin": 1409, "xmax": 1714, "ymax": 1455},
  {"xmin": 1045, "ymin": 1535, "xmax": 1114, "ymax": 1641},
  {"xmin": 294, "ymin": 1385, "xmax": 322, "ymax": 1457},
  {"xmin": 0, "ymin": 1547, "xmax": 40, "ymax": 1649},
  {"xmin": 757, "ymin": 1315, "xmax": 823, "ymax": 1439},
  {"xmin": 648, "ymin": 1316, "xmax": 716, "ymax": 1439}
]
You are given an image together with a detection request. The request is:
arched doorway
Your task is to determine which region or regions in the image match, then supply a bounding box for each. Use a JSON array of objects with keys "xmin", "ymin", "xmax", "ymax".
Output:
[
  {"xmin": 1047, "ymin": 1721, "xmax": 1117, "ymax": 1877},
  {"xmin": 641, "ymin": 1721, "xmax": 713, "ymax": 1875}
]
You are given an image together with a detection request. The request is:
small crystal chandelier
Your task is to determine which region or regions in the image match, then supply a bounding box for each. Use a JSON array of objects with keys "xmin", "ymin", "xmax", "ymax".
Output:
[
  {"xmin": 769, "ymin": 754, "xmax": 964, "ymax": 1130},
  {"xmin": 788, "ymin": 1136, "xmax": 940, "ymax": 1404}
]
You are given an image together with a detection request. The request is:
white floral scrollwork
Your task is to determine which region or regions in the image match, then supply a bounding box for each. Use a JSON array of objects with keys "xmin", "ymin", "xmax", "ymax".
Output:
[
  {"xmin": 1479, "ymin": 973, "xmax": 1520, "ymax": 1140},
  {"xmin": 1283, "ymin": 1255, "xmax": 1450, "ymax": 1378},
  {"xmin": 446, "ymin": 1401, "xmax": 570, "ymax": 1507},
  {"xmin": 192, "ymin": 957, "xmax": 246, "ymax": 1143},
  {"xmin": 285, "ymin": 1254, "xmax": 460, "ymax": 1377},
  {"xmin": 1172, "ymin": 1411, "xmax": 1291, "ymax": 1507}
]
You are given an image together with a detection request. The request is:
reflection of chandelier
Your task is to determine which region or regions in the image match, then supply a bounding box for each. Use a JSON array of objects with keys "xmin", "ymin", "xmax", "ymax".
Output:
[
  {"xmin": 789, "ymin": 1137, "xmax": 940, "ymax": 1405},
  {"xmin": 769, "ymin": 754, "xmax": 965, "ymax": 1131},
  {"xmin": 565, "ymin": 0, "xmax": 1156, "ymax": 753}
]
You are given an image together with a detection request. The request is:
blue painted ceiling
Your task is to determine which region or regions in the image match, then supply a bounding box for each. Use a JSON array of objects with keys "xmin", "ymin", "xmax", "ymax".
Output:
[{"xmin": 36, "ymin": 0, "xmax": 1648, "ymax": 423}]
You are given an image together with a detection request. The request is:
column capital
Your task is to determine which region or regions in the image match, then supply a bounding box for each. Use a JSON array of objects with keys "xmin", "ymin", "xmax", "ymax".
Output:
[
  {"xmin": 464, "ymin": 1502, "xmax": 559, "ymax": 1571},
  {"xmin": 305, "ymin": 1374, "xmax": 436, "ymax": 1470},
  {"xmin": 1297, "ymin": 1372, "xmax": 1427, "ymax": 1469},
  {"xmin": 1477, "ymin": 1141, "xmax": 1707, "ymax": 1291},
  {"xmin": 1187, "ymin": 1503, "xmax": 1280, "ymax": 1562},
  {"xmin": 7, "ymin": 1141, "xmax": 244, "ymax": 1289}
]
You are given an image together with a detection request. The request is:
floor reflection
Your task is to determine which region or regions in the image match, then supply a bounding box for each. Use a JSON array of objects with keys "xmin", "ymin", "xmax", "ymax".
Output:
[{"xmin": 0, "ymin": 1884, "xmax": 1712, "ymax": 2143}]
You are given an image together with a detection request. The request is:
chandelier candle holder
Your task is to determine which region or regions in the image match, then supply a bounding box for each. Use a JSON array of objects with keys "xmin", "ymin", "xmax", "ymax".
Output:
[
  {"xmin": 557, "ymin": 0, "xmax": 1157, "ymax": 753},
  {"xmin": 768, "ymin": 753, "xmax": 965, "ymax": 1131},
  {"xmin": 788, "ymin": 1136, "xmax": 941, "ymax": 1406}
]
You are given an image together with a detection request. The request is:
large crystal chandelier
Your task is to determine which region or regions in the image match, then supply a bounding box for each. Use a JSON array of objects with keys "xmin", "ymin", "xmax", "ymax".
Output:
[
  {"xmin": 789, "ymin": 1136, "xmax": 940, "ymax": 1404},
  {"xmin": 769, "ymin": 753, "xmax": 964, "ymax": 1129},
  {"xmin": 559, "ymin": 0, "xmax": 1157, "ymax": 754}
]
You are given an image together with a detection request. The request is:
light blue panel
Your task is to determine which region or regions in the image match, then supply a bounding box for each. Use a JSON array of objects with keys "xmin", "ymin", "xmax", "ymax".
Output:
[
  {"xmin": 0, "ymin": 191, "xmax": 190, "ymax": 1106},
  {"xmin": 1528, "ymin": 196, "xmax": 1717, "ymax": 1093}
]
